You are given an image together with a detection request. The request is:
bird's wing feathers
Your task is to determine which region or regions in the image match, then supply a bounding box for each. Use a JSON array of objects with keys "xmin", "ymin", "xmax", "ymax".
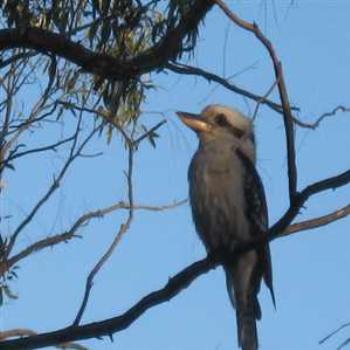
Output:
[{"xmin": 236, "ymin": 148, "xmax": 275, "ymax": 307}]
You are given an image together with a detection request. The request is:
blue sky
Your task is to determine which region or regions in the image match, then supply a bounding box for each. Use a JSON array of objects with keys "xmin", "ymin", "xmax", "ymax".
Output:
[{"xmin": 2, "ymin": 1, "xmax": 350, "ymax": 350}]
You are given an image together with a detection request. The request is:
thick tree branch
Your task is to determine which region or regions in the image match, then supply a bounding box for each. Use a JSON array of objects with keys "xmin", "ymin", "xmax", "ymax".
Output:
[
  {"xmin": 0, "ymin": 2, "xmax": 213, "ymax": 80},
  {"xmin": 0, "ymin": 329, "xmax": 87, "ymax": 349},
  {"xmin": 1, "ymin": 165, "xmax": 349, "ymax": 349},
  {"xmin": 0, "ymin": 256, "xmax": 218, "ymax": 350}
]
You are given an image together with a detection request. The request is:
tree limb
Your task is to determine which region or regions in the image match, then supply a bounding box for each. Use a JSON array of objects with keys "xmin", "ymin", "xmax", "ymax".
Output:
[
  {"xmin": 293, "ymin": 105, "xmax": 350, "ymax": 129},
  {"xmin": 0, "ymin": 2, "xmax": 213, "ymax": 80},
  {"xmin": 166, "ymin": 62, "xmax": 295, "ymax": 115},
  {"xmin": 213, "ymin": 0, "xmax": 298, "ymax": 202},
  {"xmin": 284, "ymin": 204, "xmax": 350, "ymax": 236},
  {"xmin": 1, "ymin": 165, "xmax": 349, "ymax": 349},
  {"xmin": 0, "ymin": 199, "xmax": 186, "ymax": 275},
  {"xmin": 0, "ymin": 256, "xmax": 218, "ymax": 350}
]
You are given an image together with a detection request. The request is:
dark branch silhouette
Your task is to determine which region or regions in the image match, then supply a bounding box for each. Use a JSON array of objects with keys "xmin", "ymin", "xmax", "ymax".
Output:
[
  {"xmin": 0, "ymin": 1, "xmax": 213, "ymax": 81},
  {"xmin": 213, "ymin": 0, "xmax": 297, "ymax": 202},
  {"xmin": 1, "ymin": 1, "xmax": 349, "ymax": 350},
  {"xmin": 0, "ymin": 164, "xmax": 349, "ymax": 349}
]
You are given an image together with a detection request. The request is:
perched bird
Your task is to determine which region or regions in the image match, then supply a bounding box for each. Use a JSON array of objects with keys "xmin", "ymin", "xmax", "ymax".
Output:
[{"xmin": 177, "ymin": 105, "xmax": 274, "ymax": 350}]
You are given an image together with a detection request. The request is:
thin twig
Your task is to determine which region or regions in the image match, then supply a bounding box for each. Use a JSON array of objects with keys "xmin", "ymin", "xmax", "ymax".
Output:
[
  {"xmin": 252, "ymin": 79, "xmax": 278, "ymax": 121},
  {"xmin": 166, "ymin": 62, "xmax": 296, "ymax": 115},
  {"xmin": 293, "ymin": 105, "xmax": 350, "ymax": 129},
  {"xmin": 0, "ymin": 199, "xmax": 186, "ymax": 276},
  {"xmin": 57, "ymin": 101, "xmax": 131, "ymax": 143},
  {"xmin": 319, "ymin": 321, "xmax": 350, "ymax": 345},
  {"xmin": 6, "ymin": 134, "xmax": 75, "ymax": 161},
  {"xmin": 73, "ymin": 146, "xmax": 135, "ymax": 325},
  {"xmin": 337, "ymin": 337, "xmax": 350, "ymax": 350},
  {"xmin": 133, "ymin": 120, "xmax": 166, "ymax": 147},
  {"xmin": 6, "ymin": 121, "xmax": 101, "ymax": 256},
  {"xmin": 0, "ymin": 52, "xmax": 38, "ymax": 70}
]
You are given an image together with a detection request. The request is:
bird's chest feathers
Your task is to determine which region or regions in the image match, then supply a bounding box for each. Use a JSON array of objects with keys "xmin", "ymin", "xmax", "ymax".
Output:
[
  {"xmin": 193, "ymin": 147, "xmax": 244, "ymax": 189},
  {"xmin": 189, "ymin": 147, "xmax": 249, "ymax": 248},
  {"xmin": 190, "ymin": 147, "xmax": 245, "ymax": 214}
]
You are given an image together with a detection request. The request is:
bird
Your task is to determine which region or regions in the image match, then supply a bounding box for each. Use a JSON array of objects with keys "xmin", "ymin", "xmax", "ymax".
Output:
[{"xmin": 176, "ymin": 104, "xmax": 274, "ymax": 350}]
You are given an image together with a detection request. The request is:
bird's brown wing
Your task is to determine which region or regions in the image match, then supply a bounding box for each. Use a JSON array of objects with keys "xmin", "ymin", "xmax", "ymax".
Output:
[{"xmin": 236, "ymin": 148, "xmax": 275, "ymax": 306}]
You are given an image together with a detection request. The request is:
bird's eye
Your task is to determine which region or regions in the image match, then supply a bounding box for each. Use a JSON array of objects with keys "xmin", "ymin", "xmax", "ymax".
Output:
[{"xmin": 215, "ymin": 114, "xmax": 228, "ymax": 127}]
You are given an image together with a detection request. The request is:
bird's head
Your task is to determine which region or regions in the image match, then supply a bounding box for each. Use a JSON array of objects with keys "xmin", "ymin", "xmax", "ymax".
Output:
[{"xmin": 177, "ymin": 104, "xmax": 256, "ymax": 162}]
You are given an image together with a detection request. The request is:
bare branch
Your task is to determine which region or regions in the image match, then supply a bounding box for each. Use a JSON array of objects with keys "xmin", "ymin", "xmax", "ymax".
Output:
[
  {"xmin": 337, "ymin": 338, "xmax": 350, "ymax": 350},
  {"xmin": 0, "ymin": 329, "xmax": 36, "ymax": 339},
  {"xmin": 0, "ymin": 329, "xmax": 87, "ymax": 349},
  {"xmin": 1, "ymin": 163, "xmax": 349, "ymax": 349},
  {"xmin": 252, "ymin": 79, "xmax": 278, "ymax": 121},
  {"xmin": 73, "ymin": 145, "xmax": 135, "ymax": 325},
  {"xmin": 0, "ymin": 51, "xmax": 37, "ymax": 70},
  {"xmin": 166, "ymin": 62, "xmax": 295, "ymax": 115},
  {"xmin": 0, "ymin": 199, "xmax": 186, "ymax": 276},
  {"xmin": 57, "ymin": 101, "xmax": 131, "ymax": 144},
  {"xmin": 0, "ymin": 63, "xmax": 59, "ymax": 164},
  {"xmin": 133, "ymin": 120, "xmax": 167, "ymax": 147},
  {"xmin": 269, "ymin": 168, "xmax": 350, "ymax": 239},
  {"xmin": 284, "ymin": 204, "xmax": 350, "ymax": 236},
  {"xmin": 0, "ymin": 256, "xmax": 218, "ymax": 350},
  {"xmin": 4, "ymin": 134, "xmax": 75, "ymax": 163},
  {"xmin": 293, "ymin": 105, "xmax": 350, "ymax": 129},
  {"xmin": 319, "ymin": 321, "xmax": 350, "ymax": 345},
  {"xmin": 6, "ymin": 121, "xmax": 102, "ymax": 256},
  {"xmin": 213, "ymin": 0, "xmax": 298, "ymax": 201}
]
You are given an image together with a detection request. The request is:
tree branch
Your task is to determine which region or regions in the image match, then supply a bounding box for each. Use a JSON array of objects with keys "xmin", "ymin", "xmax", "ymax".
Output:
[
  {"xmin": 1, "ymin": 165, "xmax": 349, "ymax": 349},
  {"xmin": 0, "ymin": 256, "xmax": 218, "ymax": 350},
  {"xmin": 5, "ymin": 134, "xmax": 75, "ymax": 162},
  {"xmin": 0, "ymin": 2, "xmax": 213, "ymax": 80},
  {"xmin": 166, "ymin": 62, "xmax": 296, "ymax": 115},
  {"xmin": 0, "ymin": 329, "xmax": 87, "ymax": 349},
  {"xmin": 0, "ymin": 199, "xmax": 186, "ymax": 275},
  {"xmin": 5, "ymin": 121, "xmax": 101, "ymax": 256},
  {"xmin": 284, "ymin": 204, "xmax": 350, "ymax": 236},
  {"xmin": 293, "ymin": 105, "xmax": 350, "ymax": 129},
  {"xmin": 73, "ymin": 145, "xmax": 136, "ymax": 325},
  {"xmin": 213, "ymin": 0, "xmax": 298, "ymax": 202}
]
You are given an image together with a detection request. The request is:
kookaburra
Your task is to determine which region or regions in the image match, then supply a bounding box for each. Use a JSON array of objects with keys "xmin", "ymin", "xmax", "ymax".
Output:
[{"xmin": 177, "ymin": 105, "xmax": 274, "ymax": 350}]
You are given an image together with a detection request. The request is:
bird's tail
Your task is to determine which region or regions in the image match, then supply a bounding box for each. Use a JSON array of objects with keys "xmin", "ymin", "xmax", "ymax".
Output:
[{"xmin": 225, "ymin": 264, "xmax": 261, "ymax": 350}]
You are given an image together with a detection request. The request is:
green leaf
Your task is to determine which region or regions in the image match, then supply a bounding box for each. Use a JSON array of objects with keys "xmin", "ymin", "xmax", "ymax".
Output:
[{"xmin": 3, "ymin": 285, "xmax": 18, "ymax": 300}]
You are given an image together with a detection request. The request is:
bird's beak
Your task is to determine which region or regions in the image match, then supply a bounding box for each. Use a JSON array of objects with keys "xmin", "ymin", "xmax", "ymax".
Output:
[{"xmin": 176, "ymin": 111, "xmax": 211, "ymax": 133}]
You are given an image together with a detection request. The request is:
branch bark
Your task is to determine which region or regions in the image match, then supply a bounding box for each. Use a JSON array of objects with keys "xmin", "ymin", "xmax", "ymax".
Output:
[
  {"xmin": 213, "ymin": 0, "xmax": 298, "ymax": 202},
  {"xmin": 1, "ymin": 166, "xmax": 349, "ymax": 350},
  {"xmin": 0, "ymin": 1, "xmax": 213, "ymax": 80}
]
